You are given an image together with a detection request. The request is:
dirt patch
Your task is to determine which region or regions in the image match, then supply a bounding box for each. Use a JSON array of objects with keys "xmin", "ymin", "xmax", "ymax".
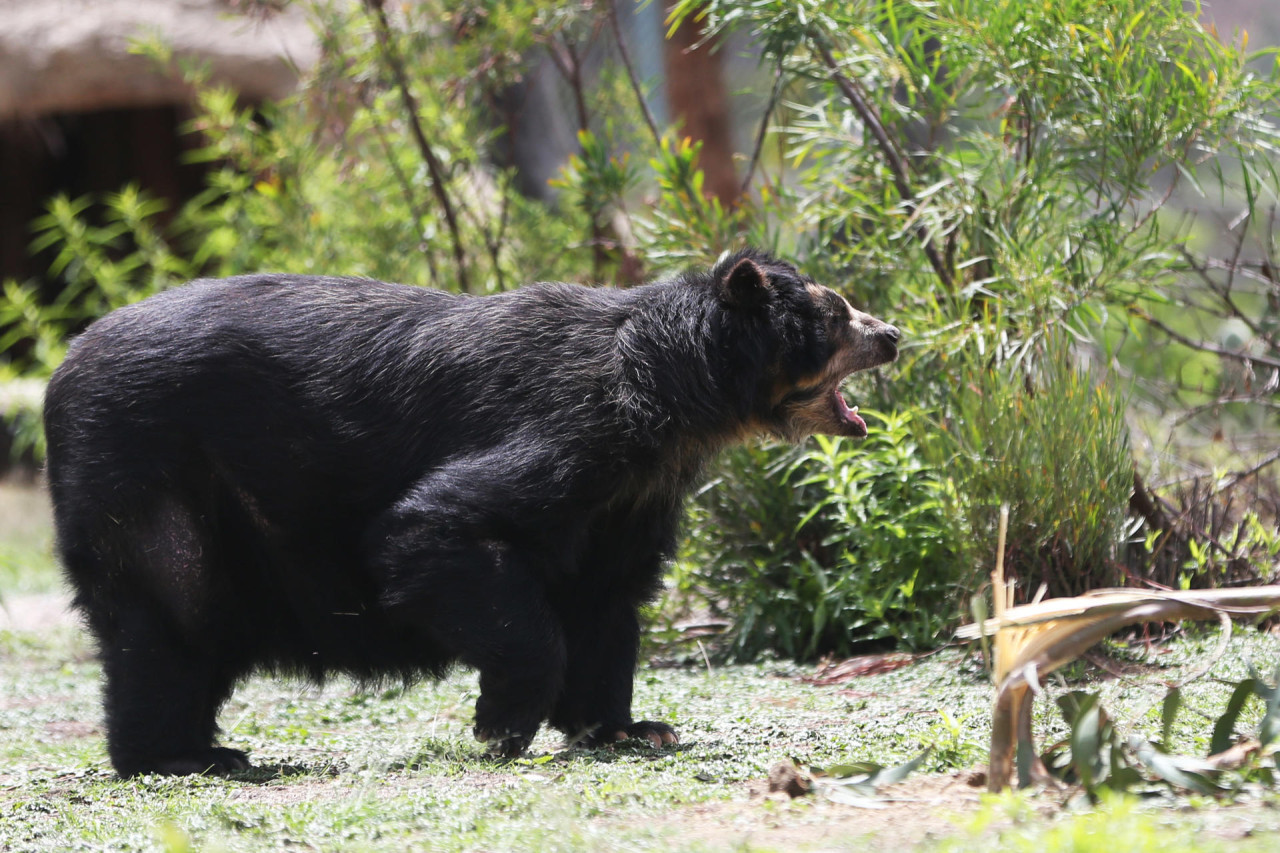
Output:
[
  {"xmin": 225, "ymin": 768, "xmax": 524, "ymax": 807},
  {"xmin": 0, "ymin": 476, "xmax": 52, "ymax": 544},
  {"xmin": 632, "ymin": 771, "xmax": 997, "ymax": 851},
  {"xmin": 42, "ymin": 720, "xmax": 98, "ymax": 741},
  {"xmin": 0, "ymin": 593, "xmax": 77, "ymax": 632}
]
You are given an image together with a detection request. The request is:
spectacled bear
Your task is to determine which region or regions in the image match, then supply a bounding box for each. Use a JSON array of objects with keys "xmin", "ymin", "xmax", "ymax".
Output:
[{"xmin": 43, "ymin": 249, "xmax": 900, "ymax": 777}]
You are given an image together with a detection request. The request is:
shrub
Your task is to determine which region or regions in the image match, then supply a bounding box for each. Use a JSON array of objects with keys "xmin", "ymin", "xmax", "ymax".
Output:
[
  {"xmin": 929, "ymin": 333, "xmax": 1135, "ymax": 597},
  {"xmin": 683, "ymin": 410, "xmax": 967, "ymax": 660}
]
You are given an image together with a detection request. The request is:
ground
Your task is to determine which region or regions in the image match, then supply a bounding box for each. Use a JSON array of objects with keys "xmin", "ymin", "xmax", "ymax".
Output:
[{"xmin": 4, "ymin": 477, "xmax": 1280, "ymax": 852}]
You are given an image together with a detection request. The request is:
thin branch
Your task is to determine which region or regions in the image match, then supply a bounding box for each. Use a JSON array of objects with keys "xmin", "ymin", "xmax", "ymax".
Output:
[
  {"xmin": 352, "ymin": 82, "xmax": 443, "ymax": 288},
  {"xmin": 1139, "ymin": 309, "xmax": 1280, "ymax": 371},
  {"xmin": 1189, "ymin": 256, "xmax": 1279, "ymax": 289},
  {"xmin": 1215, "ymin": 446, "xmax": 1280, "ymax": 495},
  {"xmin": 1178, "ymin": 213, "xmax": 1279, "ymax": 350},
  {"xmin": 810, "ymin": 37, "xmax": 956, "ymax": 292},
  {"xmin": 548, "ymin": 35, "xmax": 591, "ymax": 135},
  {"xmin": 1170, "ymin": 389, "xmax": 1280, "ymax": 428},
  {"xmin": 612, "ymin": 2, "xmax": 722, "ymax": 221},
  {"xmin": 545, "ymin": 31, "xmax": 608, "ymax": 280},
  {"xmin": 740, "ymin": 62, "xmax": 784, "ymax": 196},
  {"xmin": 607, "ymin": 0, "xmax": 662, "ymax": 149},
  {"xmin": 363, "ymin": 0, "xmax": 470, "ymax": 292},
  {"xmin": 490, "ymin": 169, "xmax": 513, "ymax": 292}
]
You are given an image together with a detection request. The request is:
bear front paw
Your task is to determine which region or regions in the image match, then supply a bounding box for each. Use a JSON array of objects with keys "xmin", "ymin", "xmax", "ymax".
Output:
[
  {"xmin": 620, "ymin": 720, "xmax": 678, "ymax": 748},
  {"xmin": 574, "ymin": 720, "xmax": 678, "ymax": 749},
  {"xmin": 474, "ymin": 726, "xmax": 535, "ymax": 758}
]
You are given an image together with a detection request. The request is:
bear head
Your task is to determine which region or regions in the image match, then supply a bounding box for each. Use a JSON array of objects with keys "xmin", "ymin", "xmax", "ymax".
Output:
[{"xmin": 711, "ymin": 250, "xmax": 901, "ymax": 442}]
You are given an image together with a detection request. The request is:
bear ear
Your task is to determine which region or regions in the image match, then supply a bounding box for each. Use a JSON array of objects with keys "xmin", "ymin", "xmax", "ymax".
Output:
[{"xmin": 717, "ymin": 257, "xmax": 771, "ymax": 310}]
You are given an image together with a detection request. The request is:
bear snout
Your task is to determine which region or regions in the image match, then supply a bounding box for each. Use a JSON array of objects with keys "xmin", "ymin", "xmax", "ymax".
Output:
[
  {"xmin": 855, "ymin": 315, "xmax": 906, "ymax": 361},
  {"xmin": 873, "ymin": 323, "xmax": 901, "ymax": 362}
]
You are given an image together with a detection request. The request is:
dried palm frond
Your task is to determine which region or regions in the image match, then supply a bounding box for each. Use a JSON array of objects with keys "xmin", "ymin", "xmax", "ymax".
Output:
[{"xmin": 958, "ymin": 507, "xmax": 1280, "ymax": 792}]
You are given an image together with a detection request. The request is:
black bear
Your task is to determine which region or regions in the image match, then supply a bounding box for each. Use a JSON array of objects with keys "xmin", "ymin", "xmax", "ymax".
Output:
[{"xmin": 43, "ymin": 249, "xmax": 900, "ymax": 777}]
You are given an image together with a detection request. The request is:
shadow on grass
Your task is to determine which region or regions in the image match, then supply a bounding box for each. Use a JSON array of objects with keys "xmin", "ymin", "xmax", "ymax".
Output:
[{"xmin": 227, "ymin": 762, "xmax": 334, "ymax": 783}]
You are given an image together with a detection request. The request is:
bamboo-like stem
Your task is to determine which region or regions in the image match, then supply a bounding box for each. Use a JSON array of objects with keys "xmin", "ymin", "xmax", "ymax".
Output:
[{"xmin": 969, "ymin": 587, "xmax": 1280, "ymax": 792}]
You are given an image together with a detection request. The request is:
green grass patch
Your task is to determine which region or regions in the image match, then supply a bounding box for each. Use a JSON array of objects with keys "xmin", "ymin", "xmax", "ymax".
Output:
[
  {"xmin": 4, "ymin": 483, "xmax": 1280, "ymax": 850},
  {"xmin": 0, "ymin": 478, "xmax": 59, "ymax": 596},
  {"xmin": 3, "ymin": 624, "xmax": 1280, "ymax": 851}
]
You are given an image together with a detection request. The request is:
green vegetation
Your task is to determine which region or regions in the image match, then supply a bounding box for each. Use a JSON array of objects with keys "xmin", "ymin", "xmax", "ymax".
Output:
[
  {"xmin": 3, "ymin": 614, "xmax": 1280, "ymax": 851},
  {"xmin": 932, "ymin": 335, "xmax": 1135, "ymax": 597},
  {"xmin": 2, "ymin": 0, "xmax": 1279, "ymax": 651},
  {"xmin": 684, "ymin": 410, "xmax": 966, "ymax": 658},
  {"xmin": 4, "ymin": 1, "xmax": 1280, "ymax": 845}
]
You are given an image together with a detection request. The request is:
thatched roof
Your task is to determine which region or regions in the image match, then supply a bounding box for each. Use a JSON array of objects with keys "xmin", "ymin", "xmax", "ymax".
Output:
[{"xmin": 0, "ymin": 0, "xmax": 319, "ymax": 119}]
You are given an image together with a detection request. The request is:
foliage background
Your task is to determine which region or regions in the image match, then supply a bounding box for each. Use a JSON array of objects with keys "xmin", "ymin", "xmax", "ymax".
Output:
[{"xmin": 2, "ymin": 0, "xmax": 1280, "ymax": 660}]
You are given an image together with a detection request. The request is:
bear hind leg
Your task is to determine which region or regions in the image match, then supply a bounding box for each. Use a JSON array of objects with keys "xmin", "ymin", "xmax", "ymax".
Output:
[
  {"xmin": 376, "ymin": 536, "xmax": 567, "ymax": 758},
  {"xmin": 99, "ymin": 602, "xmax": 248, "ymax": 777},
  {"xmin": 65, "ymin": 492, "xmax": 251, "ymax": 777}
]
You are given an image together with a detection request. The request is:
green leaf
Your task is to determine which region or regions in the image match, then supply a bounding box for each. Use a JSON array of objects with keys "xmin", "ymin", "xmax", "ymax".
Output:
[
  {"xmin": 1071, "ymin": 701, "xmax": 1104, "ymax": 789},
  {"xmin": 1210, "ymin": 680, "xmax": 1257, "ymax": 756},
  {"xmin": 1160, "ymin": 688, "xmax": 1182, "ymax": 748},
  {"xmin": 1131, "ymin": 739, "xmax": 1222, "ymax": 795},
  {"xmin": 869, "ymin": 748, "xmax": 930, "ymax": 787},
  {"xmin": 1251, "ymin": 665, "xmax": 1280, "ymax": 748}
]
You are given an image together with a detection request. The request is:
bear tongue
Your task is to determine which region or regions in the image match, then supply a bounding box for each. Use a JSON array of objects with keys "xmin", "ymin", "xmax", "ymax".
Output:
[{"xmin": 834, "ymin": 388, "xmax": 866, "ymax": 432}]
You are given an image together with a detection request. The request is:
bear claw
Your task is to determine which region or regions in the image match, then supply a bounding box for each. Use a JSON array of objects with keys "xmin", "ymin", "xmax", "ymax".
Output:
[{"xmin": 474, "ymin": 727, "xmax": 534, "ymax": 758}]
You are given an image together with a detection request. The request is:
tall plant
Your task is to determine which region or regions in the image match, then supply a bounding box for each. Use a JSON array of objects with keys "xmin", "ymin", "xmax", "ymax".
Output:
[
  {"xmin": 931, "ymin": 333, "xmax": 1135, "ymax": 597},
  {"xmin": 667, "ymin": 0, "xmax": 1280, "ymax": 607}
]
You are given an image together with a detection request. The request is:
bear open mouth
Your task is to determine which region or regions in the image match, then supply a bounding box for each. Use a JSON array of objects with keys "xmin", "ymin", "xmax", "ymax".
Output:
[{"xmin": 832, "ymin": 385, "xmax": 867, "ymax": 436}]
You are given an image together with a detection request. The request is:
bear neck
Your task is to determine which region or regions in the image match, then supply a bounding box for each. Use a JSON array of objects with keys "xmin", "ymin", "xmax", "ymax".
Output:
[{"xmin": 614, "ymin": 282, "xmax": 765, "ymax": 452}]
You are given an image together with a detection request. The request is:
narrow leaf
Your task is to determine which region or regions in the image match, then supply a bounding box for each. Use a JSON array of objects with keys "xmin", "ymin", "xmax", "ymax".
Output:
[
  {"xmin": 1210, "ymin": 680, "xmax": 1256, "ymax": 756},
  {"xmin": 1161, "ymin": 688, "xmax": 1182, "ymax": 748},
  {"xmin": 868, "ymin": 748, "xmax": 931, "ymax": 788},
  {"xmin": 1132, "ymin": 739, "xmax": 1222, "ymax": 795}
]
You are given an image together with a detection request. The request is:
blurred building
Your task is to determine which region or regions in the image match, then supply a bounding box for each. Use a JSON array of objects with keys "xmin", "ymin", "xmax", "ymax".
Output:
[{"xmin": 0, "ymin": 0, "xmax": 318, "ymax": 284}]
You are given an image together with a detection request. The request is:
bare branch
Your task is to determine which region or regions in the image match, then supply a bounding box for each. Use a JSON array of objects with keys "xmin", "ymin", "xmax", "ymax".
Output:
[
  {"xmin": 1137, "ymin": 310, "xmax": 1280, "ymax": 371},
  {"xmin": 363, "ymin": 0, "xmax": 470, "ymax": 292},
  {"xmin": 607, "ymin": 0, "xmax": 662, "ymax": 149},
  {"xmin": 740, "ymin": 63, "xmax": 784, "ymax": 197},
  {"xmin": 810, "ymin": 37, "xmax": 956, "ymax": 292},
  {"xmin": 349, "ymin": 79, "xmax": 443, "ymax": 289},
  {"xmin": 1216, "ymin": 446, "xmax": 1280, "ymax": 495},
  {"xmin": 544, "ymin": 31, "xmax": 608, "ymax": 280},
  {"xmin": 1170, "ymin": 390, "xmax": 1280, "ymax": 427}
]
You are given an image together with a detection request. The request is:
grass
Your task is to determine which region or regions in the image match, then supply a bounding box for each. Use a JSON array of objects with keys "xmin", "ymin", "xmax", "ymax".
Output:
[
  {"xmin": 0, "ymin": 476, "xmax": 58, "ymax": 596},
  {"xmin": 4, "ymin": 624, "xmax": 1280, "ymax": 851},
  {"xmin": 3, "ymin": 480, "xmax": 1280, "ymax": 851}
]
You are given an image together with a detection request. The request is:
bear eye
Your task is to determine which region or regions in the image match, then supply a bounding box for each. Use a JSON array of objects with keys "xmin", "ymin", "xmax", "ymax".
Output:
[{"xmin": 826, "ymin": 294, "xmax": 852, "ymax": 323}]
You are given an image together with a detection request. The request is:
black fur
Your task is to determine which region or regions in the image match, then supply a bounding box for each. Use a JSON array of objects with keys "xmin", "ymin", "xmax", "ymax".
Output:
[{"xmin": 43, "ymin": 250, "xmax": 900, "ymax": 776}]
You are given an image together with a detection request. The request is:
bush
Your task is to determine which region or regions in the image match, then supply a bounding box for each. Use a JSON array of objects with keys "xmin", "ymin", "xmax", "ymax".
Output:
[
  {"xmin": 6, "ymin": 0, "xmax": 1280, "ymax": 661},
  {"xmin": 683, "ymin": 410, "xmax": 967, "ymax": 660},
  {"xmin": 928, "ymin": 334, "xmax": 1135, "ymax": 597}
]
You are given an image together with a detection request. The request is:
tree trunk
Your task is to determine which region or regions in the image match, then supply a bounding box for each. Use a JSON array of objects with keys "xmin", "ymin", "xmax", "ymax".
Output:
[{"xmin": 662, "ymin": 4, "xmax": 738, "ymax": 208}]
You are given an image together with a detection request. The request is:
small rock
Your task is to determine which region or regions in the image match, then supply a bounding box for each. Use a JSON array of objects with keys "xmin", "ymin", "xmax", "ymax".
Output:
[{"xmin": 767, "ymin": 760, "xmax": 812, "ymax": 798}]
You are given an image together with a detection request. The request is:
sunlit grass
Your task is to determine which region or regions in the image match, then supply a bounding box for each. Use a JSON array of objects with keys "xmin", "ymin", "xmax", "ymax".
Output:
[
  {"xmin": 0, "ymin": 478, "xmax": 59, "ymax": 596},
  {"xmin": 3, "ymin": 621, "xmax": 1280, "ymax": 851}
]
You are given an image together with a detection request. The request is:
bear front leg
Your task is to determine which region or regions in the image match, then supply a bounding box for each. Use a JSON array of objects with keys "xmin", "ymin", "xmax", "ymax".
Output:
[
  {"xmin": 371, "ymin": 505, "xmax": 567, "ymax": 758},
  {"xmin": 549, "ymin": 595, "xmax": 678, "ymax": 750}
]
